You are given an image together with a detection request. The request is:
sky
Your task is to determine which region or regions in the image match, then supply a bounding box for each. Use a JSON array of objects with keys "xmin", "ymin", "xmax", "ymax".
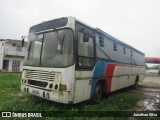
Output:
[{"xmin": 0, "ymin": 0, "xmax": 160, "ymax": 57}]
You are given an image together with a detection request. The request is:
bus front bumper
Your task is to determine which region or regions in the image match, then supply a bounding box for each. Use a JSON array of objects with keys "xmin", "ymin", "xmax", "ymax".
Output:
[{"xmin": 21, "ymin": 84, "xmax": 70, "ymax": 104}]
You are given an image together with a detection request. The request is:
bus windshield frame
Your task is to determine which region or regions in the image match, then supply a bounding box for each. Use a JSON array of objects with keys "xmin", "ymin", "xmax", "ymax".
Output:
[{"xmin": 23, "ymin": 28, "xmax": 74, "ymax": 68}]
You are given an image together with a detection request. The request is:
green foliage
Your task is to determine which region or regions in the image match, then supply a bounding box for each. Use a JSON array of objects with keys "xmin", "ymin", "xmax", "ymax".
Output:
[{"xmin": 0, "ymin": 73, "xmax": 21, "ymax": 89}]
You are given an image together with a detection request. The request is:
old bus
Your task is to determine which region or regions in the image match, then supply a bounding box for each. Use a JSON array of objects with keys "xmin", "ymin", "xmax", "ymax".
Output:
[{"xmin": 21, "ymin": 16, "xmax": 145, "ymax": 104}]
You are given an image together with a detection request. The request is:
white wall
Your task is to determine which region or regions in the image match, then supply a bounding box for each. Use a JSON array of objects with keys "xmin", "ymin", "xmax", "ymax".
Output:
[
  {"xmin": 0, "ymin": 42, "xmax": 2, "ymax": 70},
  {"xmin": 3, "ymin": 56, "xmax": 24, "ymax": 72},
  {"xmin": 0, "ymin": 41, "xmax": 5, "ymax": 70}
]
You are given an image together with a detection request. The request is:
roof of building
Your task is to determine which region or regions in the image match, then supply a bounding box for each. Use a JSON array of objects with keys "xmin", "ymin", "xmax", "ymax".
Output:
[
  {"xmin": 0, "ymin": 39, "xmax": 27, "ymax": 46},
  {"xmin": 145, "ymin": 57, "xmax": 160, "ymax": 64}
]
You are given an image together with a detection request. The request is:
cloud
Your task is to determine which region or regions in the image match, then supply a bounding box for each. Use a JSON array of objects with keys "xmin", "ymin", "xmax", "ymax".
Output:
[{"xmin": 0, "ymin": 0, "xmax": 160, "ymax": 57}]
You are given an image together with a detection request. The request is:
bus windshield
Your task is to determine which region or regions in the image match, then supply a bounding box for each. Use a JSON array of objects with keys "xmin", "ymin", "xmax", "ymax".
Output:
[{"xmin": 24, "ymin": 29, "xmax": 74, "ymax": 68}]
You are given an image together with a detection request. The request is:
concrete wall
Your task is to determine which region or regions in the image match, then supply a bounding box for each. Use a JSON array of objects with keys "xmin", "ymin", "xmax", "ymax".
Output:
[{"xmin": 0, "ymin": 41, "xmax": 5, "ymax": 70}]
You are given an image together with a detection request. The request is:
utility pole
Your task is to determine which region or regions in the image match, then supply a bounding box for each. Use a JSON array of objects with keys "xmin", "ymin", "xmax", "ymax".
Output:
[{"xmin": 21, "ymin": 36, "xmax": 27, "ymax": 47}]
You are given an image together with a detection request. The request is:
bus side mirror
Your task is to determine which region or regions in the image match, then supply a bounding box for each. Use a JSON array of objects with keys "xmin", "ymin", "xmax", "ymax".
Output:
[{"xmin": 83, "ymin": 34, "xmax": 89, "ymax": 42}]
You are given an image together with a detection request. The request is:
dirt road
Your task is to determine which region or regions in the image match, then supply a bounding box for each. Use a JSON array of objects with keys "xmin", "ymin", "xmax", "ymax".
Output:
[
  {"xmin": 139, "ymin": 76, "xmax": 160, "ymax": 88},
  {"xmin": 135, "ymin": 76, "xmax": 160, "ymax": 111}
]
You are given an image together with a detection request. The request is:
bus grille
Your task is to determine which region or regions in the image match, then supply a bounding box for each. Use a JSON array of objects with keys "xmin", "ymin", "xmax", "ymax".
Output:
[
  {"xmin": 28, "ymin": 80, "xmax": 48, "ymax": 88},
  {"xmin": 26, "ymin": 70, "xmax": 55, "ymax": 81},
  {"xmin": 25, "ymin": 70, "xmax": 56, "ymax": 88}
]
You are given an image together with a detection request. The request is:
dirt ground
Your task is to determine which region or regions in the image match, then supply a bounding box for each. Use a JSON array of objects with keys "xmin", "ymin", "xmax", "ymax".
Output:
[
  {"xmin": 139, "ymin": 76, "xmax": 160, "ymax": 88},
  {"xmin": 135, "ymin": 76, "xmax": 160, "ymax": 111}
]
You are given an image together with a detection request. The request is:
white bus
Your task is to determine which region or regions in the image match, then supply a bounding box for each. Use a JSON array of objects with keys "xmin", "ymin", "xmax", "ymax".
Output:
[{"xmin": 21, "ymin": 16, "xmax": 145, "ymax": 104}]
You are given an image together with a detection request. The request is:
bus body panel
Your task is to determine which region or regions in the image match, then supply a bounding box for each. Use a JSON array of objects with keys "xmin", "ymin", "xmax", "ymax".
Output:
[
  {"xmin": 21, "ymin": 65, "xmax": 75, "ymax": 104},
  {"xmin": 73, "ymin": 78, "xmax": 92, "ymax": 104},
  {"xmin": 90, "ymin": 61, "xmax": 145, "ymax": 98}
]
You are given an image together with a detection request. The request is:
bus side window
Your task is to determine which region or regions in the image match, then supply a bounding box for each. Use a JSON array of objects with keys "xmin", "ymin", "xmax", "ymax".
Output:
[
  {"xmin": 113, "ymin": 43, "xmax": 117, "ymax": 51},
  {"xmin": 99, "ymin": 36, "xmax": 104, "ymax": 47},
  {"xmin": 130, "ymin": 50, "xmax": 133, "ymax": 57},
  {"xmin": 77, "ymin": 32, "xmax": 95, "ymax": 68}
]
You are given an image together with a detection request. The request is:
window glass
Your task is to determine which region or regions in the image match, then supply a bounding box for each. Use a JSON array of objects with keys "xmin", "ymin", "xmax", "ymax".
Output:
[
  {"xmin": 78, "ymin": 57, "xmax": 95, "ymax": 67},
  {"xmin": 78, "ymin": 32, "xmax": 94, "ymax": 57},
  {"xmin": 30, "ymin": 34, "xmax": 43, "ymax": 66},
  {"xmin": 113, "ymin": 43, "xmax": 117, "ymax": 51},
  {"xmin": 29, "ymin": 18, "xmax": 68, "ymax": 34},
  {"xmin": 24, "ymin": 29, "xmax": 74, "ymax": 68},
  {"xmin": 99, "ymin": 37, "xmax": 104, "ymax": 47},
  {"xmin": 77, "ymin": 32, "xmax": 94, "ymax": 68},
  {"xmin": 16, "ymin": 46, "xmax": 22, "ymax": 51},
  {"xmin": 41, "ymin": 29, "xmax": 74, "ymax": 67},
  {"xmin": 123, "ymin": 47, "xmax": 126, "ymax": 54},
  {"xmin": 130, "ymin": 50, "xmax": 133, "ymax": 56}
]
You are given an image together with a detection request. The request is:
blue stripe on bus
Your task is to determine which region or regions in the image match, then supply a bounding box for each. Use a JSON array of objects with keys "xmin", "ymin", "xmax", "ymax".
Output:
[{"xmin": 90, "ymin": 60, "xmax": 108, "ymax": 98}]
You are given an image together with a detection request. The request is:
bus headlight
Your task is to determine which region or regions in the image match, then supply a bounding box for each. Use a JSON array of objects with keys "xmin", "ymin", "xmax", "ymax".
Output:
[
  {"xmin": 49, "ymin": 84, "xmax": 53, "ymax": 89},
  {"xmin": 54, "ymin": 84, "xmax": 58, "ymax": 90},
  {"xmin": 46, "ymin": 93, "xmax": 49, "ymax": 99}
]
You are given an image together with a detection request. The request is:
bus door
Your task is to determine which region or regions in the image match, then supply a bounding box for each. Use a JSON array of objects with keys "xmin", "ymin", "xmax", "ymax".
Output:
[{"xmin": 73, "ymin": 27, "xmax": 96, "ymax": 103}]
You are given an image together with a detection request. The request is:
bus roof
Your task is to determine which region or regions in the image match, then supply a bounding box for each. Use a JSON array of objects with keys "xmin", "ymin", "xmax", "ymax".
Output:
[{"xmin": 96, "ymin": 28, "xmax": 144, "ymax": 55}]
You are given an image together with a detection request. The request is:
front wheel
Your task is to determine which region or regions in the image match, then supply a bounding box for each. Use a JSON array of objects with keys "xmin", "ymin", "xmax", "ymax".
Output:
[{"xmin": 92, "ymin": 83, "xmax": 102, "ymax": 103}]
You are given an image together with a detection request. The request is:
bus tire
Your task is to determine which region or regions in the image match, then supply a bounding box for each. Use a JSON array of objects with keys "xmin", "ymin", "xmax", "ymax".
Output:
[
  {"xmin": 92, "ymin": 82, "xmax": 102, "ymax": 103},
  {"xmin": 134, "ymin": 77, "xmax": 139, "ymax": 89}
]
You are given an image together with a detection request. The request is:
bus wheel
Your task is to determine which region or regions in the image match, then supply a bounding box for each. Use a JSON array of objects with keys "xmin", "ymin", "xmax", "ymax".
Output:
[
  {"xmin": 92, "ymin": 83, "xmax": 102, "ymax": 103},
  {"xmin": 134, "ymin": 78, "xmax": 139, "ymax": 89}
]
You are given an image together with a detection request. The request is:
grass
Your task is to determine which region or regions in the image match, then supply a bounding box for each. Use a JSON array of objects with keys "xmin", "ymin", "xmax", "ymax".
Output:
[{"xmin": 0, "ymin": 72, "xmax": 158, "ymax": 120}]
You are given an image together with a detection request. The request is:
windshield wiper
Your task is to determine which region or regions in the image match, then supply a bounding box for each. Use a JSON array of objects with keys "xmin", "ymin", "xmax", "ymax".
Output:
[
  {"xmin": 53, "ymin": 30, "xmax": 64, "ymax": 42},
  {"xmin": 53, "ymin": 30, "xmax": 65, "ymax": 54},
  {"xmin": 27, "ymin": 42, "xmax": 32, "ymax": 59}
]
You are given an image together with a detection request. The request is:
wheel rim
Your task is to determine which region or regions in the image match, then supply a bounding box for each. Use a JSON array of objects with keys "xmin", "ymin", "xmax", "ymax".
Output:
[
  {"xmin": 135, "ymin": 80, "xmax": 138, "ymax": 88},
  {"xmin": 95, "ymin": 85, "xmax": 102, "ymax": 102}
]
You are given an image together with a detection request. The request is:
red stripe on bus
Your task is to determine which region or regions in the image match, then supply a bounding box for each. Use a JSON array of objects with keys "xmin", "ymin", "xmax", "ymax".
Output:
[
  {"xmin": 104, "ymin": 63, "xmax": 144, "ymax": 93},
  {"xmin": 104, "ymin": 64, "xmax": 116, "ymax": 93}
]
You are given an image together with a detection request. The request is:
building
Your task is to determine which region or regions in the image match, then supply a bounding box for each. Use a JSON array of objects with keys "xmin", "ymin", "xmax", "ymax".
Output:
[{"xmin": 0, "ymin": 39, "xmax": 27, "ymax": 72}]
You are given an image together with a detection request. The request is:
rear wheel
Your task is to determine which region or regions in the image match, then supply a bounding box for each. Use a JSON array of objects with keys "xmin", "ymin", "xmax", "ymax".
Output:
[
  {"xmin": 134, "ymin": 77, "xmax": 139, "ymax": 89},
  {"xmin": 92, "ymin": 83, "xmax": 102, "ymax": 103}
]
